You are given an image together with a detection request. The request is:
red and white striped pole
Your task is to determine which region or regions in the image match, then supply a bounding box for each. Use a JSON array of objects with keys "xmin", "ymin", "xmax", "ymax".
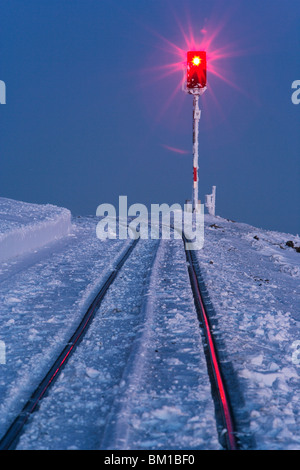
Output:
[{"xmin": 192, "ymin": 94, "xmax": 201, "ymax": 212}]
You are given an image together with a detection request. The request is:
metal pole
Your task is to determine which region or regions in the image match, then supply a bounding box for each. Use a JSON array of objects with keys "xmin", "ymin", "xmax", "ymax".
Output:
[{"xmin": 192, "ymin": 94, "xmax": 201, "ymax": 212}]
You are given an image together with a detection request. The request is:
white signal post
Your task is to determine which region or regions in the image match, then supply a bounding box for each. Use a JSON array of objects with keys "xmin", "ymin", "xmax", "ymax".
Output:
[
  {"xmin": 189, "ymin": 85, "xmax": 207, "ymax": 213},
  {"xmin": 192, "ymin": 93, "xmax": 201, "ymax": 212}
]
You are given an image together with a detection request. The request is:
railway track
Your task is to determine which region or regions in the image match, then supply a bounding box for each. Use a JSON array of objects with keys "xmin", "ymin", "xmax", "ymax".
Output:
[
  {"xmin": 0, "ymin": 238, "xmax": 139, "ymax": 450},
  {"xmin": 183, "ymin": 235, "xmax": 238, "ymax": 450},
  {"xmin": 1, "ymin": 227, "xmax": 239, "ymax": 450}
]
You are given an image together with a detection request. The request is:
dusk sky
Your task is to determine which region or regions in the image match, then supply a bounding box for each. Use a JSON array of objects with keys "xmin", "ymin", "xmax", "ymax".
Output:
[{"xmin": 0, "ymin": 0, "xmax": 299, "ymax": 234}]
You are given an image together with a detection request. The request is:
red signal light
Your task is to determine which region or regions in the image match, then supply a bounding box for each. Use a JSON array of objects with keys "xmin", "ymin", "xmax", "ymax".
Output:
[{"xmin": 187, "ymin": 51, "xmax": 207, "ymax": 90}]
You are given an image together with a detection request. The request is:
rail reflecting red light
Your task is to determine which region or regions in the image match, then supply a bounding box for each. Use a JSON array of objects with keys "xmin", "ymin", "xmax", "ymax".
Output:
[
  {"xmin": 0, "ymin": 239, "xmax": 139, "ymax": 450},
  {"xmin": 185, "ymin": 242, "xmax": 238, "ymax": 450}
]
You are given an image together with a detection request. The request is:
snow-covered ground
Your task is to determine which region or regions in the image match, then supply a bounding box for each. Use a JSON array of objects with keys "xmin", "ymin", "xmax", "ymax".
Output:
[
  {"xmin": 0, "ymin": 198, "xmax": 299, "ymax": 450},
  {"xmin": 0, "ymin": 198, "xmax": 128, "ymax": 440},
  {"xmin": 195, "ymin": 215, "xmax": 300, "ymax": 450}
]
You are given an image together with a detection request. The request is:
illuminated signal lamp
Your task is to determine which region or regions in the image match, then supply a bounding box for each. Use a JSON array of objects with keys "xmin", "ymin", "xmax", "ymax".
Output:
[
  {"xmin": 185, "ymin": 51, "xmax": 207, "ymax": 213},
  {"xmin": 187, "ymin": 51, "xmax": 207, "ymax": 90}
]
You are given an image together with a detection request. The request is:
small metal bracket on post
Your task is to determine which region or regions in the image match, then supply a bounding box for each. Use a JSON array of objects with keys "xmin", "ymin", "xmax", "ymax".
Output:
[{"xmin": 205, "ymin": 186, "xmax": 216, "ymax": 216}]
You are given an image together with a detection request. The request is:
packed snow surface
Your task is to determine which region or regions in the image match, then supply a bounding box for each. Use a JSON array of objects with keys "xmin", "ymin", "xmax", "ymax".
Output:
[{"xmin": 0, "ymin": 198, "xmax": 299, "ymax": 450}]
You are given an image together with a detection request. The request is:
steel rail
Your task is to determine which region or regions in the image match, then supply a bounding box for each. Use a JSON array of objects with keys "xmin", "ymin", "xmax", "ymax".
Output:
[
  {"xmin": 183, "ymin": 236, "xmax": 238, "ymax": 450},
  {"xmin": 0, "ymin": 238, "xmax": 139, "ymax": 450}
]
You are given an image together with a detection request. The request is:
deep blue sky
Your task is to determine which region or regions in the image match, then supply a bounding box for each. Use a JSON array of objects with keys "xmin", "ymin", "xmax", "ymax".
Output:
[{"xmin": 0, "ymin": 0, "xmax": 299, "ymax": 234}]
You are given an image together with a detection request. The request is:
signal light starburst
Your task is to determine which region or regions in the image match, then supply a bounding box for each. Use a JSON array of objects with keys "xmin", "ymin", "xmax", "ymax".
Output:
[{"xmin": 192, "ymin": 56, "xmax": 201, "ymax": 66}]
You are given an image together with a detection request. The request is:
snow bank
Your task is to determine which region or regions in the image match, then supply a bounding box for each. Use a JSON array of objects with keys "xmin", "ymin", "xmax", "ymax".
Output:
[{"xmin": 0, "ymin": 197, "xmax": 72, "ymax": 263}]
